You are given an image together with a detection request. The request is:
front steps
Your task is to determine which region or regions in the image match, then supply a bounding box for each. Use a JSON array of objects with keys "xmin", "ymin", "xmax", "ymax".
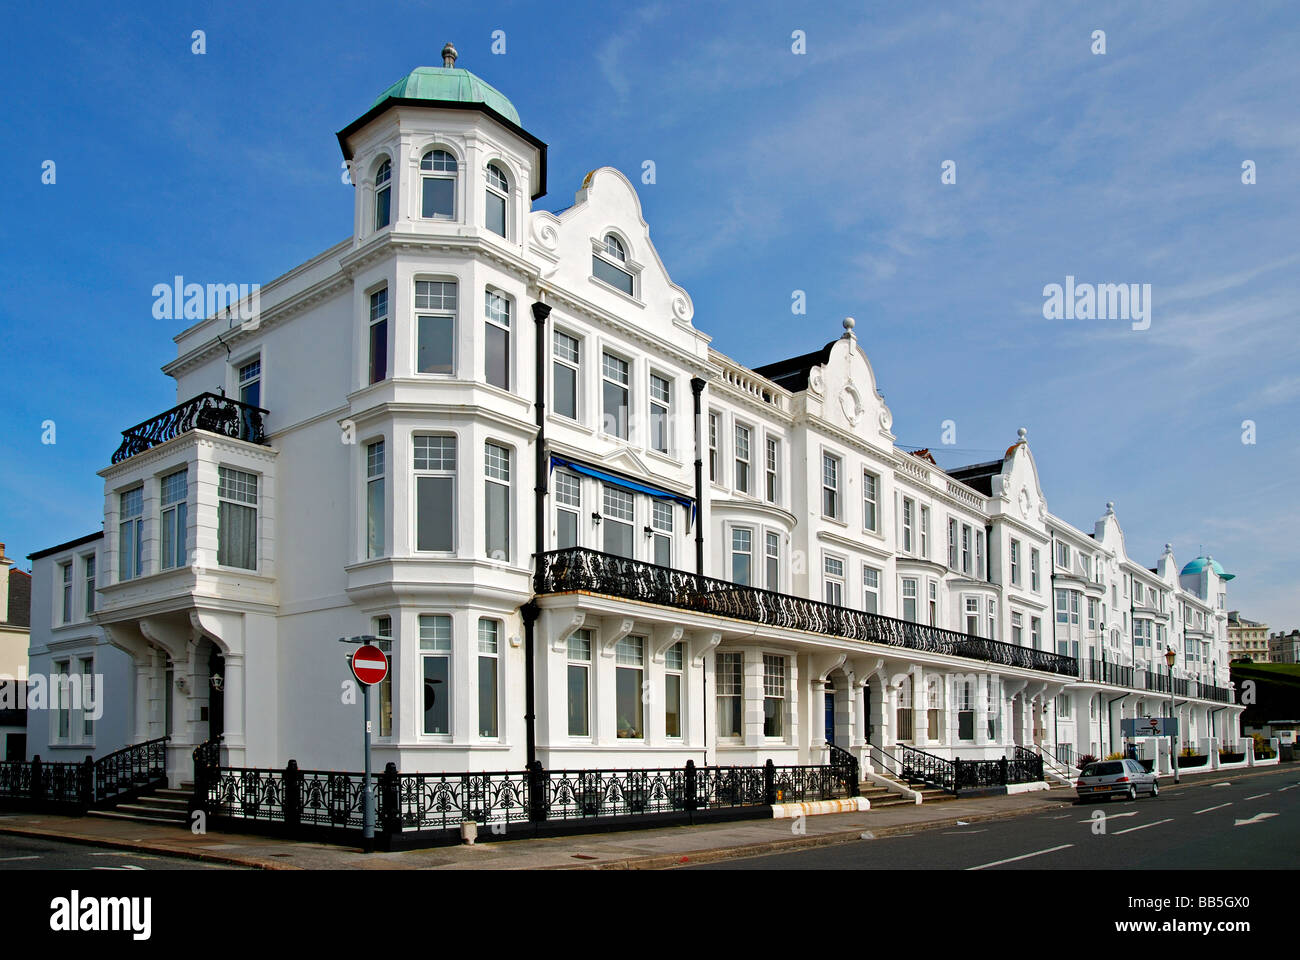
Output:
[
  {"xmin": 87, "ymin": 784, "xmax": 192, "ymax": 827},
  {"xmin": 857, "ymin": 782, "xmax": 914, "ymax": 809},
  {"xmin": 871, "ymin": 769, "xmax": 959, "ymax": 804}
]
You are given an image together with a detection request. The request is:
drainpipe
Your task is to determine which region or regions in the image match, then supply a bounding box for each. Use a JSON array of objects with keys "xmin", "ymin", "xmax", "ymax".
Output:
[
  {"xmin": 691, "ymin": 377, "xmax": 706, "ymax": 575},
  {"xmin": 526, "ymin": 300, "xmax": 552, "ymax": 768},
  {"xmin": 690, "ymin": 376, "xmax": 707, "ymax": 763}
]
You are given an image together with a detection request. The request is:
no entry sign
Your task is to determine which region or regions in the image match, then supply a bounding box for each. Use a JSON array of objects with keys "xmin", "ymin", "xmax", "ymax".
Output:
[{"xmin": 350, "ymin": 644, "xmax": 388, "ymax": 685}]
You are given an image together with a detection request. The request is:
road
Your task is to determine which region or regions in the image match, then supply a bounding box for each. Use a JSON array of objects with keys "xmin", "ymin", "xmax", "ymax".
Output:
[
  {"xmin": 0, "ymin": 834, "xmax": 239, "ymax": 870},
  {"xmin": 691, "ymin": 766, "xmax": 1299, "ymax": 869}
]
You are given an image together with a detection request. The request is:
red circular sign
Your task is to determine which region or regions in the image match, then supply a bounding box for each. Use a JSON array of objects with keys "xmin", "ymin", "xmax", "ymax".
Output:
[{"xmin": 350, "ymin": 644, "xmax": 388, "ymax": 685}]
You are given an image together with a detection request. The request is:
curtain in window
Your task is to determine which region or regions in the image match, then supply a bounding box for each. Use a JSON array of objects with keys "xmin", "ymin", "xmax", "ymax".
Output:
[{"xmin": 217, "ymin": 501, "xmax": 257, "ymax": 569}]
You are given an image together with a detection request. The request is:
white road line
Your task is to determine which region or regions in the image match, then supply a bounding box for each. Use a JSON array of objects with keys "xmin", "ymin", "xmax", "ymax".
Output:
[
  {"xmin": 967, "ymin": 843, "xmax": 1074, "ymax": 871},
  {"xmin": 1113, "ymin": 818, "xmax": 1174, "ymax": 835},
  {"xmin": 1278, "ymin": 784, "xmax": 1297, "ymax": 792},
  {"xmin": 1077, "ymin": 811, "xmax": 1138, "ymax": 823},
  {"xmin": 1234, "ymin": 812, "xmax": 1278, "ymax": 827},
  {"xmin": 1212, "ymin": 782, "xmax": 1232, "ymax": 787},
  {"xmin": 0, "ymin": 855, "xmax": 40, "ymax": 862},
  {"xmin": 1195, "ymin": 802, "xmax": 1232, "ymax": 815},
  {"xmin": 942, "ymin": 829, "xmax": 988, "ymax": 835},
  {"xmin": 1245, "ymin": 793, "xmax": 1269, "ymax": 800}
]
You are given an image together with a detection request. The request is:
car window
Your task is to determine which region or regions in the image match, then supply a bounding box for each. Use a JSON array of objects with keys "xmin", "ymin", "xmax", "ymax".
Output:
[{"xmin": 1084, "ymin": 761, "xmax": 1123, "ymax": 776}]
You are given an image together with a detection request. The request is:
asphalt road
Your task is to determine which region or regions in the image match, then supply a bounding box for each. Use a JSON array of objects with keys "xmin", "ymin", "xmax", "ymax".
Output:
[
  {"xmin": 691, "ymin": 766, "xmax": 1300, "ymax": 869},
  {"xmin": 0, "ymin": 834, "xmax": 238, "ymax": 870}
]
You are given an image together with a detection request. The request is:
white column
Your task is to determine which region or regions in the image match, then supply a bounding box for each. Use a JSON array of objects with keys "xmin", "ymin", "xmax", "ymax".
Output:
[{"xmin": 222, "ymin": 653, "xmax": 245, "ymax": 763}]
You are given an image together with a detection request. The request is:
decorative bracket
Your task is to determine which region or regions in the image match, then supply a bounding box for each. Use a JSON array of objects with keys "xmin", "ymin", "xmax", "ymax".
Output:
[
  {"xmin": 600, "ymin": 617, "xmax": 636, "ymax": 657},
  {"xmin": 549, "ymin": 610, "xmax": 588, "ymax": 654},
  {"xmin": 651, "ymin": 624, "xmax": 685, "ymax": 664},
  {"xmin": 692, "ymin": 631, "xmax": 722, "ymax": 667}
]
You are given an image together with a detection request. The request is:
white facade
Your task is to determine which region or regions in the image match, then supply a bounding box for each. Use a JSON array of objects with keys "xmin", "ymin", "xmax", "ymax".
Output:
[{"xmin": 26, "ymin": 56, "xmax": 1244, "ymax": 781}]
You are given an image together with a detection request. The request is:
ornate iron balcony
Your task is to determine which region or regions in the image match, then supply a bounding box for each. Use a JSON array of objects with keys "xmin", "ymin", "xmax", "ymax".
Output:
[
  {"xmin": 112, "ymin": 392, "xmax": 270, "ymax": 464},
  {"xmin": 535, "ymin": 548, "xmax": 1079, "ymax": 677}
]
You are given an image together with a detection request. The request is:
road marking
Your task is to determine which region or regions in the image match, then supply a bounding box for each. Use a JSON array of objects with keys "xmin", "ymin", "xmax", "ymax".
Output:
[
  {"xmin": 1234, "ymin": 813, "xmax": 1278, "ymax": 827},
  {"xmin": 942, "ymin": 829, "xmax": 988, "ymax": 835},
  {"xmin": 1244, "ymin": 793, "xmax": 1269, "ymax": 800},
  {"xmin": 1113, "ymin": 818, "xmax": 1173, "ymax": 835},
  {"xmin": 967, "ymin": 843, "xmax": 1073, "ymax": 870},
  {"xmin": 1195, "ymin": 803, "xmax": 1232, "ymax": 815},
  {"xmin": 1278, "ymin": 784, "xmax": 1297, "ymax": 792},
  {"xmin": 92, "ymin": 864, "xmax": 145, "ymax": 871},
  {"xmin": 1212, "ymin": 782, "xmax": 1232, "ymax": 787},
  {"xmin": 1077, "ymin": 811, "xmax": 1138, "ymax": 824},
  {"xmin": 0, "ymin": 856, "xmax": 40, "ymax": 862}
]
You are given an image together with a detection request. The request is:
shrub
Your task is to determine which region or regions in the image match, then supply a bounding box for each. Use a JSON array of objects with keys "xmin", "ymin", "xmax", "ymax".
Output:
[
  {"xmin": 1104, "ymin": 751, "xmax": 1125, "ymax": 760},
  {"xmin": 1075, "ymin": 753, "xmax": 1099, "ymax": 770}
]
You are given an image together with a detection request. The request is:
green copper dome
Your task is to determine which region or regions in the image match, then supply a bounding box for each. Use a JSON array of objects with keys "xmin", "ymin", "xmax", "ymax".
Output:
[
  {"xmin": 371, "ymin": 67, "xmax": 521, "ymax": 126},
  {"xmin": 1181, "ymin": 556, "xmax": 1235, "ymax": 581}
]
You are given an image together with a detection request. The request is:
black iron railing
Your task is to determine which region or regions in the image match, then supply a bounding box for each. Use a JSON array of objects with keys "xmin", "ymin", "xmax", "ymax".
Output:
[
  {"xmin": 899, "ymin": 744, "xmax": 956, "ymax": 793},
  {"xmin": 826, "ymin": 743, "xmax": 861, "ymax": 797},
  {"xmin": 536, "ymin": 548, "xmax": 1078, "ymax": 677},
  {"xmin": 0, "ymin": 756, "xmax": 91, "ymax": 808},
  {"xmin": 1076, "ymin": 659, "xmax": 1229, "ymax": 703},
  {"xmin": 192, "ymin": 757, "xmax": 852, "ymax": 838},
  {"xmin": 93, "ymin": 736, "xmax": 168, "ymax": 802},
  {"xmin": 1081, "ymin": 658, "xmax": 1134, "ymax": 688},
  {"xmin": 112, "ymin": 392, "xmax": 270, "ymax": 463}
]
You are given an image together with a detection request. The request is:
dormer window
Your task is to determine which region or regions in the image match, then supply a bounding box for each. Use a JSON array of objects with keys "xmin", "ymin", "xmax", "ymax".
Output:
[
  {"xmin": 593, "ymin": 233, "xmax": 635, "ymax": 295},
  {"xmin": 485, "ymin": 162, "xmax": 509, "ymax": 237},
  {"xmin": 374, "ymin": 159, "xmax": 392, "ymax": 230},
  {"xmin": 420, "ymin": 149, "xmax": 457, "ymax": 219}
]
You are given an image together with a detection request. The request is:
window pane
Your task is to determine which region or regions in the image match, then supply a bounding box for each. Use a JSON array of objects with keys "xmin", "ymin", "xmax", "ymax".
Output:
[
  {"xmin": 602, "ymin": 381, "xmax": 628, "ymax": 438},
  {"xmin": 422, "ymin": 176, "xmax": 454, "ymax": 218},
  {"xmin": 366, "ymin": 476, "xmax": 385, "ymax": 557},
  {"xmin": 416, "ymin": 476, "xmax": 454, "ymax": 551},
  {"xmin": 593, "ymin": 255, "xmax": 634, "ymax": 294},
  {"xmin": 423, "ymin": 657, "xmax": 449, "ymax": 734},
  {"xmin": 217, "ymin": 501, "xmax": 256, "ymax": 569},
  {"xmin": 604, "ymin": 520, "xmax": 633, "ymax": 558},
  {"xmin": 486, "ymin": 191, "xmax": 506, "ymax": 236},
  {"xmin": 553, "ymin": 362, "xmax": 577, "ymax": 419},
  {"xmin": 486, "ymin": 478, "xmax": 510, "ymax": 560},
  {"xmin": 486, "ymin": 323, "xmax": 509, "ymax": 389},
  {"xmin": 557, "ymin": 510, "xmax": 578, "ymax": 549},
  {"xmin": 654, "ymin": 533, "xmax": 671, "ymax": 567},
  {"xmin": 418, "ymin": 314, "xmax": 454, "ymax": 374},
  {"xmin": 478, "ymin": 656, "xmax": 498, "ymax": 737},
  {"xmin": 665, "ymin": 674, "xmax": 681, "ymax": 738},
  {"xmin": 369, "ymin": 317, "xmax": 388, "ymax": 383},
  {"xmin": 616, "ymin": 668, "xmax": 644, "ymax": 738},
  {"xmin": 375, "ymin": 185, "xmax": 390, "ymax": 229},
  {"xmin": 567, "ymin": 665, "xmax": 589, "ymax": 736}
]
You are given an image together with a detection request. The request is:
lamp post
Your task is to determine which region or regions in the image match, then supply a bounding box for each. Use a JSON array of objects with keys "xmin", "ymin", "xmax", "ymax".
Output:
[{"xmin": 1165, "ymin": 645, "xmax": 1179, "ymax": 784}]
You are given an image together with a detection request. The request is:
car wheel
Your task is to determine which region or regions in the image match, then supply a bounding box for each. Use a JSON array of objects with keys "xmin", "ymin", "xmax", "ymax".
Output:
[
  {"xmin": 1127, "ymin": 785, "xmax": 1137, "ymax": 801},
  {"xmin": 1150, "ymin": 780, "xmax": 1159, "ymax": 798}
]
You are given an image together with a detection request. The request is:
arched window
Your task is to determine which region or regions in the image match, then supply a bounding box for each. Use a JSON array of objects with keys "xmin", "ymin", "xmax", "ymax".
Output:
[
  {"xmin": 485, "ymin": 162, "xmax": 509, "ymax": 237},
  {"xmin": 374, "ymin": 159, "xmax": 392, "ymax": 230},
  {"xmin": 420, "ymin": 149, "xmax": 457, "ymax": 220},
  {"xmin": 593, "ymin": 233, "xmax": 634, "ymax": 295}
]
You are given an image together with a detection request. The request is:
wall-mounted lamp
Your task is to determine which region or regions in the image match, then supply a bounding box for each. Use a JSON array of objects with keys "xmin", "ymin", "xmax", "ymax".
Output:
[
  {"xmin": 591, "ymin": 513, "xmax": 602, "ymax": 525},
  {"xmin": 643, "ymin": 526, "xmax": 654, "ymax": 539},
  {"xmin": 210, "ymin": 673, "xmax": 224, "ymax": 692}
]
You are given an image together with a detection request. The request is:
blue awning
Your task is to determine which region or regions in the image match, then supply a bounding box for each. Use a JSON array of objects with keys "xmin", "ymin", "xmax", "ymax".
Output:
[{"xmin": 550, "ymin": 454, "xmax": 696, "ymax": 521}]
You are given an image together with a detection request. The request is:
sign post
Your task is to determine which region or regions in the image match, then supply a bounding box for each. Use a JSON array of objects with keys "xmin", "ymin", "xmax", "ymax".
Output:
[{"xmin": 342, "ymin": 636, "xmax": 389, "ymax": 850}]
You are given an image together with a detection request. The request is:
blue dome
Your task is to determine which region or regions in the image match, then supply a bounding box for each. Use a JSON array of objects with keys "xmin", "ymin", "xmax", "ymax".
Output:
[{"xmin": 1180, "ymin": 556, "xmax": 1234, "ymax": 581}]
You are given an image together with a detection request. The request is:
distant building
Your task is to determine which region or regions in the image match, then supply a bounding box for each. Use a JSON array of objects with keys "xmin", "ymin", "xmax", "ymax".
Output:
[
  {"xmin": 0, "ymin": 542, "xmax": 32, "ymax": 761},
  {"xmin": 1228, "ymin": 611, "xmax": 1270, "ymax": 662},
  {"xmin": 1269, "ymin": 629, "xmax": 1300, "ymax": 664}
]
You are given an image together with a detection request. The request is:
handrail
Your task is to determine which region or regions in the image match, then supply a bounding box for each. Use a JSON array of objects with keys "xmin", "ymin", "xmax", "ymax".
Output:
[
  {"xmin": 1032, "ymin": 742, "xmax": 1078, "ymax": 779},
  {"xmin": 92, "ymin": 735, "xmax": 169, "ymax": 803},
  {"xmin": 899, "ymin": 743, "xmax": 956, "ymax": 794},
  {"xmin": 826, "ymin": 742, "xmax": 860, "ymax": 797},
  {"xmin": 536, "ymin": 548, "xmax": 1078, "ymax": 677}
]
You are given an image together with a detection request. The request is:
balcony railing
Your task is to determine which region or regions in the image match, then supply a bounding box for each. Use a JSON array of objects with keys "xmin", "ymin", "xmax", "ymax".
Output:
[
  {"xmin": 1077, "ymin": 659, "xmax": 1229, "ymax": 702},
  {"xmin": 535, "ymin": 548, "xmax": 1078, "ymax": 676},
  {"xmin": 112, "ymin": 392, "xmax": 270, "ymax": 464}
]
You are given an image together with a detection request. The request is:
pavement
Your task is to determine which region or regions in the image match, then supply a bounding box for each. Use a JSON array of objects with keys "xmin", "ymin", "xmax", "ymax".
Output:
[{"xmin": 0, "ymin": 765, "xmax": 1288, "ymax": 871}]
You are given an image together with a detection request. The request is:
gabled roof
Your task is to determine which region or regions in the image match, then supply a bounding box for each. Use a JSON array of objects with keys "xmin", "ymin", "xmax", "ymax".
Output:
[{"xmin": 752, "ymin": 340, "xmax": 837, "ymax": 393}]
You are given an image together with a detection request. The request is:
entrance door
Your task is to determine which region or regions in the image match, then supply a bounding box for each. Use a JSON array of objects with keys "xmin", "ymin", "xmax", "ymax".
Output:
[{"xmin": 824, "ymin": 688, "xmax": 836, "ymax": 745}]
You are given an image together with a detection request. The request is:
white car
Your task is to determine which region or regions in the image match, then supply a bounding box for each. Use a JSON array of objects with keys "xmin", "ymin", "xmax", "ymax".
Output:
[{"xmin": 1075, "ymin": 759, "xmax": 1160, "ymax": 802}]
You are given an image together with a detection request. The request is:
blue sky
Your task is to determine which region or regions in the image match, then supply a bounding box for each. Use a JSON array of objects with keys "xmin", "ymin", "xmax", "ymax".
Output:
[{"xmin": 1, "ymin": 1, "xmax": 1296, "ymax": 627}]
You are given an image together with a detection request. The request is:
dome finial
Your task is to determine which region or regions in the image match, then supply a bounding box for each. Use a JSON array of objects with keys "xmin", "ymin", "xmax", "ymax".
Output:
[
  {"xmin": 842, "ymin": 316, "xmax": 855, "ymax": 338},
  {"xmin": 1106, "ymin": 501, "xmax": 1115, "ymax": 513},
  {"xmin": 442, "ymin": 41, "xmax": 458, "ymax": 68},
  {"xmin": 1017, "ymin": 427, "xmax": 1027, "ymax": 442}
]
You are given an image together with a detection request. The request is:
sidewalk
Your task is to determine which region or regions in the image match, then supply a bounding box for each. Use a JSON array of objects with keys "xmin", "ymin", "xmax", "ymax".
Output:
[{"xmin": 0, "ymin": 766, "xmax": 1286, "ymax": 870}]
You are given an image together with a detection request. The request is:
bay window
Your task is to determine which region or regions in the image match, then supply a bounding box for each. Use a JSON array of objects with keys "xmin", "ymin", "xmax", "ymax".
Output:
[
  {"xmin": 763, "ymin": 654, "xmax": 785, "ymax": 737},
  {"xmin": 484, "ymin": 290, "xmax": 511, "ymax": 390},
  {"xmin": 118, "ymin": 487, "xmax": 143, "ymax": 581},
  {"xmin": 601, "ymin": 486, "xmax": 634, "ymax": 558},
  {"xmin": 716, "ymin": 652, "xmax": 742, "ymax": 738},
  {"xmin": 373, "ymin": 158, "xmax": 392, "ymax": 230},
  {"xmin": 731, "ymin": 527, "xmax": 752, "ymax": 585},
  {"xmin": 368, "ymin": 286, "xmax": 388, "ymax": 384},
  {"xmin": 365, "ymin": 440, "xmax": 385, "ymax": 558},
  {"xmin": 420, "ymin": 148, "xmax": 457, "ymax": 219},
  {"xmin": 901, "ymin": 577, "xmax": 918, "ymax": 623},
  {"xmin": 567, "ymin": 630, "xmax": 592, "ymax": 737},
  {"xmin": 555, "ymin": 470, "xmax": 581, "ymax": 549},
  {"xmin": 478, "ymin": 618, "xmax": 500, "ymax": 738},
  {"xmin": 651, "ymin": 501, "xmax": 673, "ymax": 566},
  {"xmin": 665, "ymin": 642, "xmax": 684, "ymax": 738},
  {"xmin": 484, "ymin": 162, "xmax": 508, "ymax": 236},
  {"xmin": 765, "ymin": 532, "xmax": 780, "ymax": 590}
]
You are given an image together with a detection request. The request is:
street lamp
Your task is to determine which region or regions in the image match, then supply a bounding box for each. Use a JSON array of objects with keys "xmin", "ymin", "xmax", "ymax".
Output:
[{"xmin": 1165, "ymin": 644, "xmax": 1179, "ymax": 783}]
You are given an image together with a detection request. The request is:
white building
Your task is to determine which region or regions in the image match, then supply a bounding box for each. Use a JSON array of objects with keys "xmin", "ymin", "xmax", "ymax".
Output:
[{"xmin": 26, "ymin": 48, "xmax": 1244, "ymax": 785}]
